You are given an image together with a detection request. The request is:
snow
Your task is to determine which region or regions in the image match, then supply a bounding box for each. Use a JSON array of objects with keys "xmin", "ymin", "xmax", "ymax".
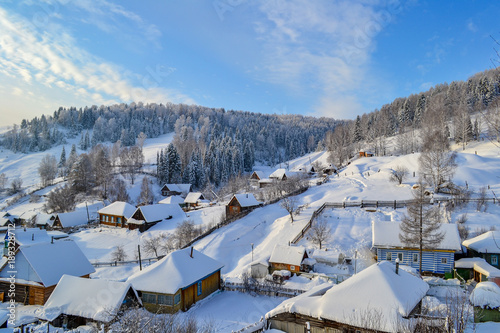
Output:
[
  {"xmin": 127, "ymin": 247, "xmax": 224, "ymax": 294},
  {"xmin": 18, "ymin": 240, "xmax": 95, "ymax": 287},
  {"xmin": 38, "ymin": 275, "xmax": 140, "ymax": 323},
  {"xmin": 14, "ymin": 227, "xmax": 52, "ymax": 246},
  {"xmin": 463, "ymin": 231, "xmax": 500, "ymax": 253},
  {"xmin": 55, "ymin": 210, "xmax": 89, "ymax": 228},
  {"xmin": 161, "ymin": 184, "xmax": 191, "ymax": 195},
  {"xmin": 133, "ymin": 203, "xmax": 186, "ymax": 223},
  {"xmin": 266, "ymin": 261, "xmax": 429, "ymax": 332},
  {"xmin": 250, "ymin": 171, "xmax": 265, "ymax": 180},
  {"xmin": 455, "ymin": 258, "xmax": 500, "ymax": 278},
  {"xmin": 158, "ymin": 195, "xmax": 185, "ymax": 205},
  {"xmin": 269, "ymin": 244, "xmax": 306, "ymax": 267},
  {"xmin": 184, "ymin": 192, "xmax": 204, "ymax": 204},
  {"xmin": 231, "ymin": 193, "xmax": 260, "ymax": 207},
  {"xmin": 269, "ymin": 169, "xmax": 287, "ymax": 180},
  {"xmin": 372, "ymin": 221, "xmax": 462, "ymax": 251},
  {"xmin": 97, "ymin": 201, "xmax": 136, "ymax": 219},
  {"xmin": 470, "ymin": 281, "xmax": 500, "ymax": 309}
]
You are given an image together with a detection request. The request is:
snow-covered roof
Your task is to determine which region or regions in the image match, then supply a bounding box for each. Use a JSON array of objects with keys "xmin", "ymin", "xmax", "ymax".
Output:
[
  {"xmin": 463, "ymin": 231, "xmax": 500, "ymax": 254},
  {"xmin": 470, "ymin": 282, "xmax": 500, "ymax": 309},
  {"xmin": 312, "ymin": 250, "xmax": 345, "ymax": 264},
  {"xmin": 266, "ymin": 261, "xmax": 429, "ymax": 332},
  {"xmin": 14, "ymin": 228, "xmax": 52, "ymax": 246},
  {"xmin": 231, "ymin": 194, "xmax": 260, "ymax": 208},
  {"xmin": 162, "ymin": 184, "xmax": 191, "ymax": 194},
  {"xmin": 184, "ymin": 192, "xmax": 204, "ymax": 204},
  {"xmin": 158, "ymin": 195, "xmax": 185, "ymax": 205},
  {"xmin": 55, "ymin": 210, "xmax": 89, "ymax": 228},
  {"xmin": 133, "ymin": 203, "xmax": 185, "ymax": 223},
  {"xmin": 269, "ymin": 168, "xmax": 287, "ymax": 180},
  {"xmin": 0, "ymin": 217, "xmax": 11, "ymax": 226},
  {"xmin": 98, "ymin": 201, "xmax": 136, "ymax": 218},
  {"xmin": 39, "ymin": 275, "xmax": 140, "ymax": 323},
  {"xmin": 269, "ymin": 244, "xmax": 306, "ymax": 267},
  {"xmin": 127, "ymin": 247, "xmax": 224, "ymax": 295},
  {"xmin": 34, "ymin": 213, "xmax": 55, "ymax": 226},
  {"xmin": 250, "ymin": 171, "xmax": 264, "ymax": 180},
  {"xmin": 19, "ymin": 240, "xmax": 95, "ymax": 287},
  {"xmin": 455, "ymin": 258, "xmax": 500, "ymax": 278},
  {"xmin": 372, "ymin": 221, "xmax": 462, "ymax": 251},
  {"xmin": 258, "ymin": 178, "xmax": 273, "ymax": 184}
]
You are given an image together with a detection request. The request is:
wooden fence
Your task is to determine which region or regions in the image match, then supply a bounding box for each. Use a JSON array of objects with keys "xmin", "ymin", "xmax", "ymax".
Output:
[
  {"xmin": 91, "ymin": 256, "xmax": 161, "ymax": 268},
  {"xmin": 223, "ymin": 281, "xmax": 306, "ymax": 298}
]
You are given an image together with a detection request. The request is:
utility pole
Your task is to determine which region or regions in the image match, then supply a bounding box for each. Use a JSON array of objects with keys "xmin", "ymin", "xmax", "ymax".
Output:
[
  {"xmin": 251, "ymin": 243, "xmax": 254, "ymax": 262},
  {"xmin": 138, "ymin": 244, "xmax": 142, "ymax": 271}
]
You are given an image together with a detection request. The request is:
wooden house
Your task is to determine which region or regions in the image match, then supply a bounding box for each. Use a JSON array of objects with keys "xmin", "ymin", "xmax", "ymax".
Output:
[
  {"xmin": 183, "ymin": 192, "xmax": 207, "ymax": 209},
  {"xmin": 127, "ymin": 203, "xmax": 185, "ymax": 232},
  {"xmin": 269, "ymin": 168, "xmax": 288, "ymax": 181},
  {"xmin": 470, "ymin": 282, "xmax": 500, "ymax": 323},
  {"xmin": 158, "ymin": 195, "xmax": 185, "ymax": 207},
  {"xmin": 38, "ymin": 275, "xmax": 141, "ymax": 329},
  {"xmin": 249, "ymin": 171, "xmax": 264, "ymax": 182},
  {"xmin": 0, "ymin": 240, "xmax": 95, "ymax": 305},
  {"xmin": 98, "ymin": 201, "xmax": 136, "ymax": 228},
  {"xmin": 269, "ymin": 244, "xmax": 311, "ymax": 274},
  {"xmin": 359, "ymin": 151, "xmax": 374, "ymax": 157},
  {"xmin": 160, "ymin": 184, "xmax": 192, "ymax": 197},
  {"xmin": 463, "ymin": 231, "xmax": 500, "ymax": 268},
  {"xmin": 53, "ymin": 210, "xmax": 89, "ymax": 229},
  {"xmin": 127, "ymin": 247, "xmax": 223, "ymax": 313},
  {"xmin": 225, "ymin": 193, "xmax": 261, "ymax": 218},
  {"xmin": 250, "ymin": 262, "xmax": 269, "ymax": 279},
  {"xmin": 455, "ymin": 258, "xmax": 500, "ymax": 287},
  {"xmin": 258, "ymin": 178, "xmax": 274, "ymax": 189},
  {"xmin": 266, "ymin": 261, "xmax": 431, "ymax": 333},
  {"xmin": 372, "ymin": 221, "xmax": 462, "ymax": 276}
]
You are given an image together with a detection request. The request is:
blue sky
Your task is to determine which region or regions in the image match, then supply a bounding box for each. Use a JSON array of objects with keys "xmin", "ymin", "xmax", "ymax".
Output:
[{"xmin": 0, "ymin": 0, "xmax": 499, "ymax": 126}]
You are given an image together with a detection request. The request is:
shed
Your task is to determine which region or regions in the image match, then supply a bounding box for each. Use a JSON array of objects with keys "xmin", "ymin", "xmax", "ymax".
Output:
[
  {"xmin": 463, "ymin": 231, "xmax": 500, "ymax": 268},
  {"xmin": 269, "ymin": 245, "xmax": 310, "ymax": 274},
  {"xmin": 312, "ymin": 250, "xmax": 345, "ymax": 266},
  {"xmin": 128, "ymin": 203, "xmax": 185, "ymax": 232},
  {"xmin": 225, "ymin": 193, "xmax": 261, "ymax": 217},
  {"xmin": 98, "ymin": 201, "xmax": 136, "ymax": 228},
  {"xmin": 34, "ymin": 213, "xmax": 56, "ymax": 229},
  {"xmin": 258, "ymin": 178, "xmax": 274, "ymax": 188},
  {"xmin": 160, "ymin": 184, "xmax": 192, "ymax": 197},
  {"xmin": 372, "ymin": 221, "xmax": 462, "ymax": 275},
  {"xmin": 455, "ymin": 258, "xmax": 500, "ymax": 287},
  {"xmin": 250, "ymin": 262, "xmax": 269, "ymax": 279},
  {"xmin": 53, "ymin": 210, "xmax": 89, "ymax": 229},
  {"xmin": 127, "ymin": 247, "xmax": 224, "ymax": 313},
  {"xmin": 37, "ymin": 275, "xmax": 141, "ymax": 329},
  {"xmin": 266, "ymin": 261, "xmax": 430, "ymax": 333},
  {"xmin": 470, "ymin": 281, "xmax": 500, "ymax": 323},
  {"xmin": 269, "ymin": 169, "xmax": 288, "ymax": 181},
  {"xmin": 184, "ymin": 192, "xmax": 207, "ymax": 209},
  {"xmin": 0, "ymin": 240, "xmax": 95, "ymax": 305}
]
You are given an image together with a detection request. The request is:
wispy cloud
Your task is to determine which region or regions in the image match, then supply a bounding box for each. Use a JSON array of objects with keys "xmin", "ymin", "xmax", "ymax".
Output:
[
  {"xmin": 253, "ymin": 0, "xmax": 403, "ymax": 119},
  {"xmin": 0, "ymin": 7, "xmax": 194, "ymax": 122},
  {"xmin": 467, "ymin": 20, "xmax": 478, "ymax": 33}
]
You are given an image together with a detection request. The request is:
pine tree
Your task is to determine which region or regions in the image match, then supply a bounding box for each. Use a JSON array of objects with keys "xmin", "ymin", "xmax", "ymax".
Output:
[
  {"xmin": 59, "ymin": 146, "xmax": 66, "ymax": 168},
  {"xmin": 166, "ymin": 144, "xmax": 181, "ymax": 183},
  {"xmin": 353, "ymin": 115, "xmax": 362, "ymax": 142}
]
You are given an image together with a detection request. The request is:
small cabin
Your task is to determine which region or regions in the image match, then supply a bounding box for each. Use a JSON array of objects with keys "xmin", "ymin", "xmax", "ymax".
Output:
[
  {"xmin": 463, "ymin": 231, "xmax": 500, "ymax": 268},
  {"xmin": 0, "ymin": 240, "xmax": 95, "ymax": 305},
  {"xmin": 128, "ymin": 204, "xmax": 185, "ymax": 232},
  {"xmin": 53, "ymin": 210, "xmax": 90, "ymax": 229},
  {"xmin": 269, "ymin": 244, "xmax": 311, "ymax": 274},
  {"xmin": 372, "ymin": 221, "xmax": 462, "ymax": 276},
  {"xmin": 249, "ymin": 171, "xmax": 264, "ymax": 183},
  {"xmin": 225, "ymin": 193, "xmax": 261, "ymax": 218},
  {"xmin": 38, "ymin": 275, "xmax": 142, "ymax": 329},
  {"xmin": 269, "ymin": 169, "xmax": 288, "ymax": 181},
  {"xmin": 183, "ymin": 192, "xmax": 207, "ymax": 209},
  {"xmin": 250, "ymin": 262, "xmax": 269, "ymax": 279},
  {"xmin": 455, "ymin": 258, "xmax": 500, "ymax": 287},
  {"xmin": 359, "ymin": 151, "xmax": 374, "ymax": 157},
  {"xmin": 98, "ymin": 201, "xmax": 136, "ymax": 228},
  {"xmin": 127, "ymin": 247, "xmax": 223, "ymax": 313},
  {"xmin": 160, "ymin": 184, "xmax": 192, "ymax": 197}
]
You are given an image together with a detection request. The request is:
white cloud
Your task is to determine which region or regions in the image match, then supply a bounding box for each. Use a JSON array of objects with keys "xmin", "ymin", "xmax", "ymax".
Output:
[{"xmin": 467, "ymin": 20, "xmax": 478, "ymax": 33}]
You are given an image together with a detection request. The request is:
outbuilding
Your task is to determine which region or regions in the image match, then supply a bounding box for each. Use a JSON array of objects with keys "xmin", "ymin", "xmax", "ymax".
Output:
[
  {"xmin": 225, "ymin": 193, "xmax": 261, "ymax": 218},
  {"xmin": 98, "ymin": 201, "xmax": 136, "ymax": 228},
  {"xmin": 269, "ymin": 244, "xmax": 311, "ymax": 274},
  {"xmin": 128, "ymin": 203, "xmax": 185, "ymax": 232}
]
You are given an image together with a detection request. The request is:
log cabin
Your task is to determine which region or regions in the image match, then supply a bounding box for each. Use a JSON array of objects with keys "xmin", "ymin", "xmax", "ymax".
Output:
[
  {"xmin": 127, "ymin": 247, "xmax": 223, "ymax": 314},
  {"xmin": 127, "ymin": 203, "xmax": 185, "ymax": 232},
  {"xmin": 160, "ymin": 184, "xmax": 192, "ymax": 197},
  {"xmin": 183, "ymin": 192, "xmax": 207, "ymax": 209},
  {"xmin": 0, "ymin": 240, "xmax": 95, "ymax": 305},
  {"xmin": 269, "ymin": 244, "xmax": 311, "ymax": 274},
  {"xmin": 225, "ymin": 193, "xmax": 261, "ymax": 218},
  {"xmin": 98, "ymin": 201, "xmax": 136, "ymax": 228},
  {"xmin": 53, "ymin": 210, "xmax": 89, "ymax": 229}
]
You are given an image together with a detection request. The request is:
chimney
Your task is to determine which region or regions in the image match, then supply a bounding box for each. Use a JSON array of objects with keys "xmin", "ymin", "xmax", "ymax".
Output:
[
  {"xmin": 51, "ymin": 236, "xmax": 54, "ymax": 244},
  {"xmin": 246, "ymin": 194, "xmax": 248, "ymax": 198},
  {"xmin": 32, "ymin": 233, "xmax": 34, "ymax": 241},
  {"xmin": 190, "ymin": 247, "xmax": 193, "ymax": 258},
  {"xmin": 395, "ymin": 258, "xmax": 400, "ymax": 275}
]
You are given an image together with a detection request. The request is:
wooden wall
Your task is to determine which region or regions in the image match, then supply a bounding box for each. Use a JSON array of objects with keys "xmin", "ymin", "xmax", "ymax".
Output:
[
  {"xmin": 376, "ymin": 248, "xmax": 455, "ymax": 275},
  {"xmin": 0, "ymin": 282, "xmax": 56, "ymax": 305}
]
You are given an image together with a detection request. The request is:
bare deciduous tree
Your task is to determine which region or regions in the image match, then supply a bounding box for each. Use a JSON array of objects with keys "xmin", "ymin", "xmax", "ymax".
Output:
[
  {"xmin": 390, "ymin": 165, "xmax": 409, "ymax": 185},
  {"xmin": 111, "ymin": 245, "xmax": 127, "ymax": 262},
  {"xmin": 38, "ymin": 154, "xmax": 58, "ymax": 187},
  {"xmin": 280, "ymin": 197, "xmax": 302, "ymax": 223},
  {"xmin": 0, "ymin": 173, "xmax": 7, "ymax": 190},
  {"xmin": 138, "ymin": 176, "xmax": 155, "ymax": 206},
  {"xmin": 44, "ymin": 185, "xmax": 76, "ymax": 213},
  {"xmin": 174, "ymin": 220, "xmax": 203, "ymax": 248},
  {"xmin": 109, "ymin": 178, "xmax": 131, "ymax": 203},
  {"xmin": 399, "ymin": 181, "xmax": 444, "ymax": 275},
  {"xmin": 142, "ymin": 233, "xmax": 167, "ymax": 257},
  {"xmin": 476, "ymin": 186, "xmax": 488, "ymax": 212},
  {"xmin": 10, "ymin": 178, "xmax": 22, "ymax": 194},
  {"xmin": 309, "ymin": 217, "xmax": 331, "ymax": 249}
]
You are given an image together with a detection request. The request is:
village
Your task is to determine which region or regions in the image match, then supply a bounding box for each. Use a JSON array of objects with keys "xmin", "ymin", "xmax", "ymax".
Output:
[{"xmin": 0, "ymin": 133, "xmax": 499, "ymax": 333}]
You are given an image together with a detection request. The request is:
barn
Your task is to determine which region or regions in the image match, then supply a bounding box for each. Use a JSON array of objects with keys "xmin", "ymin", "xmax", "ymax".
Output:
[
  {"xmin": 225, "ymin": 193, "xmax": 260, "ymax": 218},
  {"xmin": 98, "ymin": 201, "xmax": 136, "ymax": 228},
  {"xmin": 372, "ymin": 221, "xmax": 462, "ymax": 275},
  {"xmin": 266, "ymin": 261, "xmax": 430, "ymax": 333},
  {"xmin": 37, "ymin": 275, "xmax": 141, "ymax": 329},
  {"xmin": 0, "ymin": 240, "xmax": 95, "ymax": 305},
  {"xmin": 127, "ymin": 247, "xmax": 223, "ymax": 313}
]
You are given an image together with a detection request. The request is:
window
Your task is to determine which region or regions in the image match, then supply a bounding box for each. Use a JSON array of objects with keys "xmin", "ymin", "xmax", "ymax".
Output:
[
  {"xmin": 492, "ymin": 255, "xmax": 498, "ymax": 266},
  {"xmin": 398, "ymin": 253, "xmax": 403, "ymax": 262},
  {"xmin": 117, "ymin": 217, "xmax": 121, "ymax": 224},
  {"xmin": 413, "ymin": 253, "xmax": 419, "ymax": 263},
  {"xmin": 142, "ymin": 293, "xmax": 157, "ymax": 304},
  {"xmin": 157, "ymin": 294, "xmax": 173, "ymax": 306},
  {"xmin": 197, "ymin": 281, "xmax": 202, "ymax": 296},
  {"xmin": 386, "ymin": 252, "xmax": 392, "ymax": 261},
  {"xmin": 290, "ymin": 265, "xmax": 296, "ymax": 271},
  {"xmin": 101, "ymin": 215, "xmax": 105, "ymax": 221},
  {"xmin": 441, "ymin": 258, "xmax": 448, "ymax": 264},
  {"xmin": 174, "ymin": 293, "xmax": 181, "ymax": 305}
]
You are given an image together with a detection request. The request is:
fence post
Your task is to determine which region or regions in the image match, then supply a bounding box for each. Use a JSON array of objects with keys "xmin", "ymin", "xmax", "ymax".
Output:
[
  {"xmin": 343, "ymin": 201, "xmax": 345, "ymax": 209},
  {"xmin": 394, "ymin": 200, "xmax": 396, "ymax": 210},
  {"xmin": 376, "ymin": 201, "xmax": 378, "ymax": 208},
  {"xmin": 360, "ymin": 200, "xmax": 363, "ymax": 208}
]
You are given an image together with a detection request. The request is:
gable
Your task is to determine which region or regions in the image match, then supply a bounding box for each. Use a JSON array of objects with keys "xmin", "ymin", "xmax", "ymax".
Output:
[{"xmin": 0, "ymin": 251, "xmax": 42, "ymax": 284}]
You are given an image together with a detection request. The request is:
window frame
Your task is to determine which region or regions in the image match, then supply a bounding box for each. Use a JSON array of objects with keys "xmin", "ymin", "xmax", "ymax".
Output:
[
  {"xmin": 197, "ymin": 281, "xmax": 202, "ymax": 296},
  {"xmin": 386, "ymin": 252, "xmax": 392, "ymax": 261},
  {"xmin": 397, "ymin": 253, "xmax": 403, "ymax": 262},
  {"xmin": 412, "ymin": 253, "xmax": 419, "ymax": 263}
]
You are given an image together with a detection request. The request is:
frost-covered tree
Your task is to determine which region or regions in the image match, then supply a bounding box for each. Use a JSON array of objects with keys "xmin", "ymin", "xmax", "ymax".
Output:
[
  {"xmin": 138, "ymin": 176, "xmax": 154, "ymax": 206},
  {"xmin": 0, "ymin": 173, "xmax": 7, "ymax": 190},
  {"xmin": 399, "ymin": 182, "xmax": 444, "ymax": 275},
  {"xmin": 69, "ymin": 153, "xmax": 95, "ymax": 193},
  {"xmin": 280, "ymin": 197, "xmax": 301, "ymax": 223},
  {"xmin": 90, "ymin": 145, "xmax": 113, "ymax": 199},
  {"xmin": 38, "ymin": 154, "xmax": 58, "ymax": 186},
  {"xmin": 108, "ymin": 178, "xmax": 131, "ymax": 203},
  {"xmin": 10, "ymin": 178, "xmax": 22, "ymax": 194},
  {"xmin": 390, "ymin": 165, "xmax": 409, "ymax": 185},
  {"xmin": 44, "ymin": 185, "xmax": 76, "ymax": 213},
  {"xmin": 310, "ymin": 217, "xmax": 331, "ymax": 249}
]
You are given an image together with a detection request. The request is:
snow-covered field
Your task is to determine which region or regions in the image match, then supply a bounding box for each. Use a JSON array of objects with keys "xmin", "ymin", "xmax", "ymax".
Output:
[{"xmin": 2, "ymin": 133, "xmax": 500, "ymax": 331}]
